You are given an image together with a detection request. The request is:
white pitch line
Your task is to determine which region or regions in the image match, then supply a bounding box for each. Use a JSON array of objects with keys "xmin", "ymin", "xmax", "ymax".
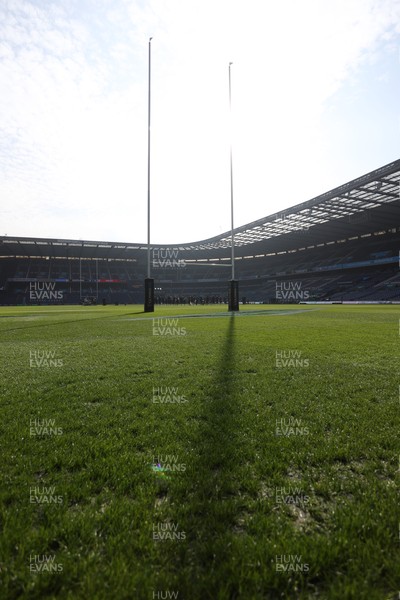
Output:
[{"xmin": 116, "ymin": 308, "xmax": 318, "ymax": 322}]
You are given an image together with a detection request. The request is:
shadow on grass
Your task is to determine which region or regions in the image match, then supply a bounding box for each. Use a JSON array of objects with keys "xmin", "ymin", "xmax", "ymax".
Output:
[
  {"xmin": 154, "ymin": 314, "xmax": 245, "ymax": 597},
  {"xmin": 0, "ymin": 308, "xmax": 146, "ymax": 333}
]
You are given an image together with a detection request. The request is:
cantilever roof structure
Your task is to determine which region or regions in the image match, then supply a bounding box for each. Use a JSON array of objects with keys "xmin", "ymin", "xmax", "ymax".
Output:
[
  {"xmin": 0, "ymin": 159, "xmax": 399, "ymax": 259},
  {"xmin": 187, "ymin": 158, "xmax": 400, "ymax": 251}
]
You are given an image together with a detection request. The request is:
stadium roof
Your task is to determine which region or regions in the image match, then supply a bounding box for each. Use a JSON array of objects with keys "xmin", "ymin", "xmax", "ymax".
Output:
[
  {"xmin": 0, "ymin": 158, "xmax": 399, "ymax": 259},
  {"xmin": 189, "ymin": 157, "xmax": 400, "ymax": 251}
]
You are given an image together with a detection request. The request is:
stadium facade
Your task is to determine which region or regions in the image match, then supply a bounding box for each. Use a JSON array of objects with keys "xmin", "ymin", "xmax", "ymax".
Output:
[{"xmin": 1, "ymin": 159, "xmax": 399, "ymax": 305}]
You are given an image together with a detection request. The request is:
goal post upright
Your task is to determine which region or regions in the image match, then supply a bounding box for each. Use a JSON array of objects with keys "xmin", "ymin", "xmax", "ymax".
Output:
[
  {"xmin": 144, "ymin": 36, "xmax": 154, "ymax": 312},
  {"xmin": 228, "ymin": 62, "xmax": 239, "ymax": 311}
]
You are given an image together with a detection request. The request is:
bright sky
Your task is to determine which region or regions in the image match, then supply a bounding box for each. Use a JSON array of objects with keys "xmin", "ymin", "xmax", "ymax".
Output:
[{"xmin": 0, "ymin": 0, "xmax": 399, "ymax": 245}]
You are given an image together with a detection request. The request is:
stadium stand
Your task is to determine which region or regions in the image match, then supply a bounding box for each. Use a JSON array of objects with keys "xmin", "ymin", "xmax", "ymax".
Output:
[{"xmin": 1, "ymin": 159, "xmax": 399, "ymax": 305}]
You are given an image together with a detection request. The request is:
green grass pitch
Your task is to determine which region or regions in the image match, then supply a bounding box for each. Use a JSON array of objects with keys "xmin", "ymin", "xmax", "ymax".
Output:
[{"xmin": 0, "ymin": 304, "xmax": 399, "ymax": 599}]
